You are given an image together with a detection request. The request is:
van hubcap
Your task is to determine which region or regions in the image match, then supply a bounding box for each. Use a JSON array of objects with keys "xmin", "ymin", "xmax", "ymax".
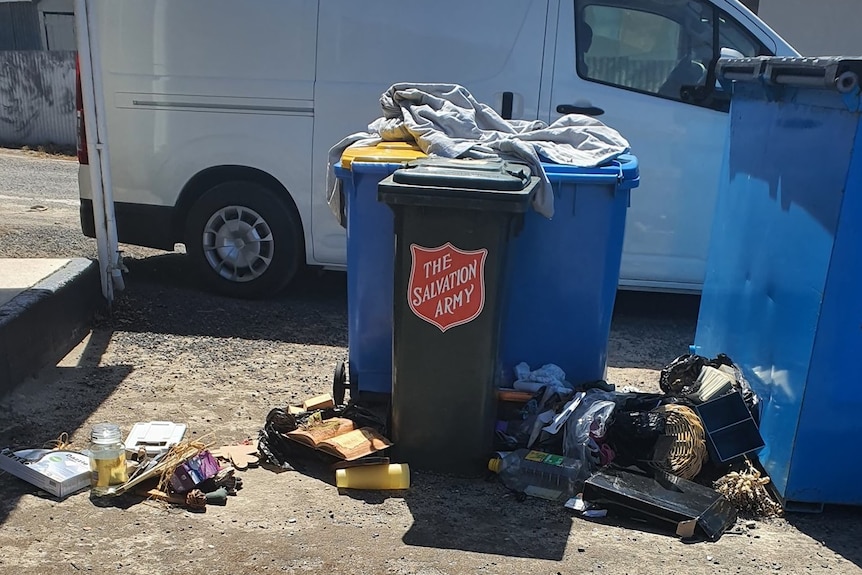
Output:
[{"xmin": 203, "ymin": 205, "xmax": 274, "ymax": 282}]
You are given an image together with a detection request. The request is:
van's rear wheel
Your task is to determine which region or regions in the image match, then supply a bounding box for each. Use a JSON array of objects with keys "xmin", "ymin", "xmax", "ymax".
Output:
[{"xmin": 185, "ymin": 181, "xmax": 303, "ymax": 298}]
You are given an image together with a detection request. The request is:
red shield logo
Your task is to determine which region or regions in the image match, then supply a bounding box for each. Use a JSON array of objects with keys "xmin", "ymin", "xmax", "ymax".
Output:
[{"xmin": 408, "ymin": 243, "xmax": 488, "ymax": 332}]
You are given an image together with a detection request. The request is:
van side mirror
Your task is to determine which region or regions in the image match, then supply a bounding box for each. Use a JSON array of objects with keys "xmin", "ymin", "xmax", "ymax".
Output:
[
  {"xmin": 715, "ymin": 47, "xmax": 746, "ymax": 89},
  {"xmin": 720, "ymin": 47, "xmax": 746, "ymax": 60}
]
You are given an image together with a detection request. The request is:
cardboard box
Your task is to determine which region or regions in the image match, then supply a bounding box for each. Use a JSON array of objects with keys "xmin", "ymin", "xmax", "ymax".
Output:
[
  {"xmin": 302, "ymin": 394, "xmax": 335, "ymax": 411},
  {"xmin": 0, "ymin": 448, "xmax": 91, "ymax": 498}
]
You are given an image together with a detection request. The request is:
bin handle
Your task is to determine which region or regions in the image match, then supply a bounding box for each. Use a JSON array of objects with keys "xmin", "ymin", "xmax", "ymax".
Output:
[{"xmin": 611, "ymin": 160, "xmax": 624, "ymax": 183}]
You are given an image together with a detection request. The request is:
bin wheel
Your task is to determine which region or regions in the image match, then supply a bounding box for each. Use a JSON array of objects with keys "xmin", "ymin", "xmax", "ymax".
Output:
[{"xmin": 333, "ymin": 361, "xmax": 349, "ymax": 405}]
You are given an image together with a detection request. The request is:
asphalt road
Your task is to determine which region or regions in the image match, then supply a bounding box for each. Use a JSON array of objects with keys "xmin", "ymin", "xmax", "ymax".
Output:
[
  {"xmin": 0, "ymin": 151, "xmax": 79, "ymax": 204},
  {"xmin": 0, "ymin": 151, "xmax": 100, "ymax": 260}
]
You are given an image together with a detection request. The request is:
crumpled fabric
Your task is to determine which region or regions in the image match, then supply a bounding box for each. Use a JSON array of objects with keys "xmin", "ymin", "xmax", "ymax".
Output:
[
  {"xmin": 512, "ymin": 362, "xmax": 572, "ymax": 395},
  {"xmin": 326, "ymin": 83, "xmax": 630, "ymax": 226}
]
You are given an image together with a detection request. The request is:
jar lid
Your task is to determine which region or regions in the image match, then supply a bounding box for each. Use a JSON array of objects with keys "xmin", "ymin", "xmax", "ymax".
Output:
[{"xmin": 91, "ymin": 423, "xmax": 122, "ymax": 444}]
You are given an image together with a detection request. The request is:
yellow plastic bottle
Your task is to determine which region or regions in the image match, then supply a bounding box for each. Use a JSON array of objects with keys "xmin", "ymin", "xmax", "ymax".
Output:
[{"xmin": 335, "ymin": 463, "xmax": 410, "ymax": 490}]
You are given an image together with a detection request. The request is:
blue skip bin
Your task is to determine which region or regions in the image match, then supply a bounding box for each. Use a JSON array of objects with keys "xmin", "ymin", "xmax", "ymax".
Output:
[
  {"xmin": 500, "ymin": 156, "xmax": 639, "ymax": 386},
  {"xmin": 693, "ymin": 56, "xmax": 862, "ymax": 509}
]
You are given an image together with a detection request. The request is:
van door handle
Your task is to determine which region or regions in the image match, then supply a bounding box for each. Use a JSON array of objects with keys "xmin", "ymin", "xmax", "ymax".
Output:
[
  {"xmin": 557, "ymin": 104, "xmax": 605, "ymax": 117},
  {"xmin": 501, "ymin": 91, "xmax": 514, "ymax": 120}
]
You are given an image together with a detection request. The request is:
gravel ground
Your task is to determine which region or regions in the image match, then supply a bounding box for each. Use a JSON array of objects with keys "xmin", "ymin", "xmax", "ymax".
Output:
[{"xmin": 0, "ymin": 149, "xmax": 860, "ymax": 575}]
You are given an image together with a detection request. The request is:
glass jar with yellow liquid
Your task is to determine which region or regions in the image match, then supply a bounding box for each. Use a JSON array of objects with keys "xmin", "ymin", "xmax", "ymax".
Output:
[{"xmin": 88, "ymin": 423, "xmax": 128, "ymax": 496}]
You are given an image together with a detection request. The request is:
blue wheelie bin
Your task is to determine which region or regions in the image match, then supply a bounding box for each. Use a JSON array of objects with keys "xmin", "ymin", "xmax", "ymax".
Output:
[
  {"xmin": 499, "ymin": 156, "xmax": 640, "ymax": 386},
  {"xmin": 332, "ymin": 142, "xmax": 638, "ymax": 400},
  {"xmin": 693, "ymin": 56, "xmax": 862, "ymax": 510},
  {"xmin": 331, "ymin": 142, "xmax": 426, "ymax": 404}
]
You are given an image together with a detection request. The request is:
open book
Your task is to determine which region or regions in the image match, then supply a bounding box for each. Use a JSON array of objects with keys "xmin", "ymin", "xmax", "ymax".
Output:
[{"xmin": 286, "ymin": 417, "xmax": 392, "ymax": 461}]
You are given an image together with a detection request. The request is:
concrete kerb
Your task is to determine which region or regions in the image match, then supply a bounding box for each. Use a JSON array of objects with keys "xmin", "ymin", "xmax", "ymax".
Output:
[{"xmin": 0, "ymin": 258, "xmax": 104, "ymax": 395}]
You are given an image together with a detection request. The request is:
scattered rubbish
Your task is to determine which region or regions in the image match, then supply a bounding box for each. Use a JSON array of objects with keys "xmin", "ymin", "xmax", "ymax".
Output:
[
  {"xmin": 88, "ymin": 423, "xmax": 129, "ymax": 496},
  {"xmin": 106, "ymin": 438, "xmax": 212, "ymax": 498},
  {"xmin": 563, "ymin": 390, "xmax": 616, "ymax": 472},
  {"xmin": 606, "ymin": 409, "xmax": 666, "ymax": 470},
  {"xmin": 496, "ymin": 389, "xmax": 536, "ymax": 403},
  {"xmin": 211, "ymin": 441, "xmax": 260, "ymax": 470},
  {"xmin": 660, "ymin": 354, "xmax": 707, "ymax": 396},
  {"xmin": 489, "ymin": 448, "xmax": 583, "ymax": 502},
  {"xmin": 255, "ymin": 397, "xmax": 399, "ymax": 491},
  {"xmin": 583, "ymin": 467, "xmax": 737, "ymax": 541},
  {"xmin": 564, "ymin": 494, "xmax": 587, "ymax": 511},
  {"xmin": 0, "ymin": 447, "xmax": 90, "ymax": 498},
  {"xmin": 542, "ymin": 392, "xmax": 585, "ymax": 435},
  {"xmin": 714, "ymin": 458, "xmax": 783, "ymax": 518},
  {"xmin": 335, "ymin": 463, "xmax": 410, "ymax": 490},
  {"xmin": 257, "ymin": 409, "xmax": 307, "ymax": 471},
  {"xmin": 695, "ymin": 391, "xmax": 764, "ymax": 464},
  {"xmin": 169, "ymin": 450, "xmax": 220, "ymax": 493},
  {"xmin": 124, "ymin": 421, "xmax": 187, "ymax": 457},
  {"xmin": 582, "ymin": 509, "xmax": 608, "ymax": 518},
  {"xmin": 289, "ymin": 424, "xmax": 391, "ymax": 461},
  {"xmin": 650, "ymin": 404, "xmax": 706, "ymax": 480},
  {"xmin": 688, "ymin": 367, "xmax": 735, "ymax": 404},
  {"xmin": 331, "ymin": 456, "xmax": 390, "ymax": 470},
  {"xmin": 564, "ymin": 492, "xmax": 608, "ymax": 518},
  {"xmin": 286, "ymin": 417, "xmax": 355, "ymax": 448},
  {"xmin": 27, "ymin": 204, "xmax": 48, "ymax": 212},
  {"xmin": 302, "ymin": 393, "xmax": 336, "ymax": 411},
  {"xmin": 513, "ymin": 363, "xmax": 573, "ymax": 396}
]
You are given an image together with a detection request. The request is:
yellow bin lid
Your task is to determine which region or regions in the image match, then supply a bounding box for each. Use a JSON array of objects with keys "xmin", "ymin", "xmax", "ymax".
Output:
[{"xmin": 340, "ymin": 141, "xmax": 426, "ymax": 170}]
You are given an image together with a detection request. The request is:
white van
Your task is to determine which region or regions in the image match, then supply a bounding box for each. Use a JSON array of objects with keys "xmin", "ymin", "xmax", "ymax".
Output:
[{"xmin": 77, "ymin": 0, "xmax": 798, "ymax": 298}]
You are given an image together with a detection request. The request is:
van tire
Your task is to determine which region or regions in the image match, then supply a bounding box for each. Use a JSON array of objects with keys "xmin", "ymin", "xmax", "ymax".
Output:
[{"xmin": 184, "ymin": 181, "xmax": 303, "ymax": 299}]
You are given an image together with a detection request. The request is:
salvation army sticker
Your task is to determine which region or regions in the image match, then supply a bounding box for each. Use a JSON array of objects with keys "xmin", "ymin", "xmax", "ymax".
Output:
[{"xmin": 408, "ymin": 243, "xmax": 487, "ymax": 332}]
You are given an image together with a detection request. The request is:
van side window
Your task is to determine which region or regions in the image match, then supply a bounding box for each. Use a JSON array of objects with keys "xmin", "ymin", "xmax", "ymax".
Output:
[
  {"xmin": 718, "ymin": 12, "xmax": 770, "ymax": 57},
  {"xmin": 575, "ymin": 0, "xmax": 770, "ymax": 106}
]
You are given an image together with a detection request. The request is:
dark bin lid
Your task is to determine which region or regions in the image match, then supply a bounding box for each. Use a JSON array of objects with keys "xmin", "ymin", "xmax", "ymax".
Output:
[
  {"xmin": 378, "ymin": 158, "xmax": 539, "ymax": 213},
  {"xmin": 392, "ymin": 157, "xmax": 533, "ymax": 191}
]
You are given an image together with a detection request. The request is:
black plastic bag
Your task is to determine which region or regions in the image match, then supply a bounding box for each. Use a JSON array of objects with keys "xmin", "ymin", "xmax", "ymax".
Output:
[
  {"xmin": 340, "ymin": 402, "xmax": 389, "ymax": 437},
  {"xmin": 257, "ymin": 408, "xmax": 304, "ymax": 471},
  {"xmin": 607, "ymin": 410, "xmax": 667, "ymax": 469},
  {"xmin": 660, "ymin": 354, "xmax": 706, "ymax": 395}
]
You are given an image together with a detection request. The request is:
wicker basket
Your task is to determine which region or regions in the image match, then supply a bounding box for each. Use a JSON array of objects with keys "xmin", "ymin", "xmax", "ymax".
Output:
[{"xmin": 650, "ymin": 404, "xmax": 707, "ymax": 480}]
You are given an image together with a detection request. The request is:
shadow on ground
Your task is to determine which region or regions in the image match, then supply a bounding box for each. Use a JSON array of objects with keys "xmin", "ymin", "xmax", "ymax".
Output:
[
  {"xmin": 786, "ymin": 506, "xmax": 862, "ymax": 569},
  {"xmin": 606, "ymin": 291, "xmax": 702, "ymax": 371},
  {"xmin": 115, "ymin": 254, "xmax": 347, "ymax": 348},
  {"xmin": 0, "ymin": 328, "xmax": 129, "ymax": 526},
  {"xmin": 399, "ymin": 471, "xmax": 572, "ymax": 559}
]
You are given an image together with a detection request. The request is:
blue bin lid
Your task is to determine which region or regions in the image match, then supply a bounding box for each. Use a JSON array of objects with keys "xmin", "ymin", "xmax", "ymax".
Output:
[{"xmin": 542, "ymin": 154, "xmax": 639, "ymax": 191}]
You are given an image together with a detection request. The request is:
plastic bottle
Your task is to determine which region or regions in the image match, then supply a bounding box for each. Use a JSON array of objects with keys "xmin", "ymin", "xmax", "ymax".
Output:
[
  {"xmin": 335, "ymin": 463, "xmax": 410, "ymax": 490},
  {"xmin": 88, "ymin": 423, "xmax": 128, "ymax": 496},
  {"xmin": 488, "ymin": 449, "xmax": 583, "ymax": 502}
]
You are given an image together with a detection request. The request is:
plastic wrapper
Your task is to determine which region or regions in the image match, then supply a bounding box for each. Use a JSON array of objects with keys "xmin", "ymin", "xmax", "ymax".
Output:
[{"xmin": 563, "ymin": 390, "xmax": 617, "ymax": 477}]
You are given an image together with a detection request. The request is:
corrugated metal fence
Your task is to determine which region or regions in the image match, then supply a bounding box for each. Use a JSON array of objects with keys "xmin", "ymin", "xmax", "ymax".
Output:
[
  {"xmin": 0, "ymin": 50, "xmax": 76, "ymax": 148},
  {"xmin": 0, "ymin": 2, "xmax": 41, "ymax": 51}
]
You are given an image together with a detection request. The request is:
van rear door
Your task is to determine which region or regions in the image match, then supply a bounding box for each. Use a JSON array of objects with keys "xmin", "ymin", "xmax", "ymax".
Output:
[{"xmin": 311, "ymin": 0, "xmax": 550, "ymax": 266}]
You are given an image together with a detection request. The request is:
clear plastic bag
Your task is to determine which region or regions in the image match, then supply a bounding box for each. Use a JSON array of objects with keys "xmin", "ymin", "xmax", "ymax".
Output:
[{"xmin": 563, "ymin": 390, "xmax": 617, "ymax": 478}]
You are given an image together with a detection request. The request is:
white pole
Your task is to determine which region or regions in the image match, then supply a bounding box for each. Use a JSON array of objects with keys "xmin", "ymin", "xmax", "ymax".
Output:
[
  {"xmin": 74, "ymin": 0, "xmax": 112, "ymax": 303},
  {"xmin": 84, "ymin": 0, "xmax": 125, "ymax": 293}
]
